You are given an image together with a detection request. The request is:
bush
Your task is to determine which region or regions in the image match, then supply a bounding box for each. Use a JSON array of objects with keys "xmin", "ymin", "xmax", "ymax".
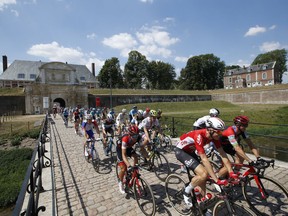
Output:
[
  {"xmin": 11, "ymin": 137, "xmax": 22, "ymax": 146},
  {"xmin": 0, "ymin": 148, "xmax": 33, "ymax": 207}
]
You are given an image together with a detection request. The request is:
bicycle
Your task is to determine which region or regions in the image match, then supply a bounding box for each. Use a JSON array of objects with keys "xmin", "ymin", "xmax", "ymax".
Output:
[
  {"xmin": 115, "ymin": 164, "xmax": 156, "ymax": 216},
  {"xmin": 135, "ymin": 141, "xmax": 171, "ymax": 181},
  {"xmin": 104, "ymin": 134, "xmax": 117, "ymax": 164},
  {"xmin": 84, "ymin": 138, "xmax": 102, "ymax": 171},
  {"xmin": 165, "ymin": 166, "xmax": 256, "ymax": 216}
]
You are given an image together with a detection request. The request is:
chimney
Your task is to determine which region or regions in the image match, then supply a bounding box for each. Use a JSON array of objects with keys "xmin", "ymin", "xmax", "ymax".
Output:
[
  {"xmin": 92, "ymin": 63, "xmax": 95, "ymax": 76},
  {"xmin": 2, "ymin": 55, "xmax": 8, "ymax": 72}
]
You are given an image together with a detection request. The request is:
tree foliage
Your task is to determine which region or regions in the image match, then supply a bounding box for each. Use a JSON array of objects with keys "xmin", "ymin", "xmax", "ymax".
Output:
[
  {"xmin": 123, "ymin": 51, "xmax": 149, "ymax": 89},
  {"xmin": 178, "ymin": 54, "xmax": 225, "ymax": 90},
  {"xmin": 252, "ymin": 49, "xmax": 287, "ymax": 82},
  {"xmin": 98, "ymin": 57, "xmax": 124, "ymax": 88},
  {"xmin": 147, "ymin": 61, "xmax": 176, "ymax": 89}
]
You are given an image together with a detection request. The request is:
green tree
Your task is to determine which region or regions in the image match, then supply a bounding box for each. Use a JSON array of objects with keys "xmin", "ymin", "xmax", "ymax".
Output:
[
  {"xmin": 178, "ymin": 54, "xmax": 225, "ymax": 90},
  {"xmin": 252, "ymin": 49, "xmax": 287, "ymax": 82},
  {"xmin": 147, "ymin": 61, "xmax": 176, "ymax": 89},
  {"xmin": 123, "ymin": 51, "xmax": 149, "ymax": 89},
  {"xmin": 98, "ymin": 57, "xmax": 124, "ymax": 88}
]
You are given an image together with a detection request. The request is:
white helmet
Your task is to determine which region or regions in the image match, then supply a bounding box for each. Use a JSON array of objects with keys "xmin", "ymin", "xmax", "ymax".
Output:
[
  {"xmin": 209, "ymin": 108, "xmax": 220, "ymax": 117},
  {"xmin": 86, "ymin": 114, "xmax": 92, "ymax": 120},
  {"xmin": 137, "ymin": 109, "xmax": 143, "ymax": 117},
  {"xmin": 122, "ymin": 109, "xmax": 127, "ymax": 113},
  {"xmin": 206, "ymin": 117, "xmax": 225, "ymax": 130},
  {"xmin": 107, "ymin": 114, "xmax": 113, "ymax": 120}
]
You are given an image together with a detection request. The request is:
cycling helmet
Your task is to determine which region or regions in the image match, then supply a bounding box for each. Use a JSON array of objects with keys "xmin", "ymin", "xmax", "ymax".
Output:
[
  {"xmin": 150, "ymin": 110, "xmax": 157, "ymax": 117},
  {"xmin": 206, "ymin": 117, "xmax": 225, "ymax": 130},
  {"xmin": 234, "ymin": 115, "xmax": 249, "ymax": 126},
  {"xmin": 209, "ymin": 108, "xmax": 220, "ymax": 117},
  {"xmin": 128, "ymin": 125, "xmax": 139, "ymax": 135},
  {"xmin": 122, "ymin": 109, "xmax": 127, "ymax": 113},
  {"xmin": 146, "ymin": 107, "xmax": 150, "ymax": 112},
  {"xmin": 86, "ymin": 114, "xmax": 92, "ymax": 120},
  {"xmin": 137, "ymin": 109, "xmax": 144, "ymax": 117},
  {"xmin": 107, "ymin": 114, "xmax": 113, "ymax": 120}
]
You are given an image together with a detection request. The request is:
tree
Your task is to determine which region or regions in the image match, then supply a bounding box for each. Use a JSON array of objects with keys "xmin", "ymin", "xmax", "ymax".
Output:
[
  {"xmin": 252, "ymin": 49, "xmax": 287, "ymax": 83},
  {"xmin": 98, "ymin": 57, "xmax": 124, "ymax": 88},
  {"xmin": 147, "ymin": 61, "xmax": 176, "ymax": 89},
  {"xmin": 178, "ymin": 54, "xmax": 225, "ymax": 90},
  {"xmin": 123, "ymin": 51, "xmax": 149, "ymax": 89}
]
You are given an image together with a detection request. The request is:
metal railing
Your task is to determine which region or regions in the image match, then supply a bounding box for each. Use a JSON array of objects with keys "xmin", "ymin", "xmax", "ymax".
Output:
[{"xmin": 13, "ymin": 115, "xmax": 51, "ymax": 216}]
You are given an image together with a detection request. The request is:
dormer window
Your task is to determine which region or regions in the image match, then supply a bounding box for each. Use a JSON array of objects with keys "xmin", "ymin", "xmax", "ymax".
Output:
[
  {"xmin": 17, "ymin": 73, "xmax": 25, "ymax": 79},
  {"xmin": 30, "ymin": 74, "xmax": 36, "ymax": 79},
  {"xmin": 80, "ymin": 76, "xmax": 86, "ymax": 81},
  {"xmin": 262, "ymin": 65, "xmax": 267, "ymax": 70}
]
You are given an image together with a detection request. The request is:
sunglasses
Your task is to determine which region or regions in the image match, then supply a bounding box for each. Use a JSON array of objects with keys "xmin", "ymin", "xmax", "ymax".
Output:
[{"xmin": 211, "ymin": 130, "xmax": 222, "ymax": 135}]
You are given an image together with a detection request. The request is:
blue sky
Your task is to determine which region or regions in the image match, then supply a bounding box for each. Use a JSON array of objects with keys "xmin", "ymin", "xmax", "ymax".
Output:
[{"xmin": 1, "ymin": 0, "xmax": 288, "ymax": 80}]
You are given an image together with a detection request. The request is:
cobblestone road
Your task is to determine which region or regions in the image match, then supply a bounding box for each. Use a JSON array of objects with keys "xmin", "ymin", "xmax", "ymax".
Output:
[{"xmin": 40, "ymin": 115, "xmax": 288, "ymax": 216}]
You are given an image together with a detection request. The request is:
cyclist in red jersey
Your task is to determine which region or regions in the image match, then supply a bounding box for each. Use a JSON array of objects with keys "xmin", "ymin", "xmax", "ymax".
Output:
[
  {"xmin": 175, "ymin": 117, "xmax": 237, "ymax": 207},
  {"xmin": 220, "ymin": 115, "xmax": 261, "ymax": 168},
  {"xmin": 116, "ymin": 125, "xmax": 141, "ymax": 194}
]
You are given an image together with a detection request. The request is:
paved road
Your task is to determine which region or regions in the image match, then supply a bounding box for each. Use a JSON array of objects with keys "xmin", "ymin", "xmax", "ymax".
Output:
[{"xmin": 38, "ymin": 115, "xmax": 288, "ymax": 216}]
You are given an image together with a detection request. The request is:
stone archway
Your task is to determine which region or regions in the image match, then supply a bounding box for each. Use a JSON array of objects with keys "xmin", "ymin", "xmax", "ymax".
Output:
[{"xmin": 53, "ymin": 98, "xmax": 66, "ymax": 108}]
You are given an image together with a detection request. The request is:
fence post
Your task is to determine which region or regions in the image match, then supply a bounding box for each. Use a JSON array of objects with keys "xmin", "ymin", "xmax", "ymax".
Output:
[{"xmin": 172, "ymin": 117, "xmax": 176, "ymax": 138}]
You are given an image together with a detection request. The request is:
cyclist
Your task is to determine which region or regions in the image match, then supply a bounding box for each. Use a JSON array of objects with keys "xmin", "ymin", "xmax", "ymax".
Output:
[
  {"xmin": 175, "ymin": 117, "xmax": 237, "ymax": 207},
  {"xmin": 116, "ymin": 109, "xmax": 129, "ymax": 136},
  {"xmin": 52, "ymin": 104, "xmax": 57, "ymax": 118},
  {"xmin": 138, "ymin": 109, "xmax": 162, "ymax": 161},
  {"xmin": 63, "ymin": 107, "xmax": 69, "ymax": 127},
  {"xmin": 128, "ymin": 105, "xmax": 138, "ymax": 122},
  {"xmin": 156, "ymin": 109, "xmax": 162, "ymax": 120},
  {"xmin": 116, "ymin": 125, "xmax": 141, "ymax": 194},
  {"xmin": 137, "ymin": 109, "xmax": 144, "ymax": 123},
  {"xmin": 142, "ymin": 107, "xmax": 150, "ymax": 118},
  {"xmin": 73, "ymin": 108, "xmax": 80, "ymax": 134},
  {"xmin": 193, "ymin": 108, "xmax": 220, "ymax": 130},
  {"xmin": 82, "ymin": 114, "xmax": 100, "ymax": 149},
  {"xmin": 219, "ymin": 115, "xmax": 261, "ymax": 169},
  {"xmin": 102, "ymin": 113, "xmax": 116, "ymax": 156}
]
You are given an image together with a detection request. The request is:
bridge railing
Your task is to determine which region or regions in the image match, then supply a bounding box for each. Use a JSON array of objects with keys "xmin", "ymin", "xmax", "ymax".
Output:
[{"xmin": 13, "ymin": 114, "xmax": 52, "ymax": 216}]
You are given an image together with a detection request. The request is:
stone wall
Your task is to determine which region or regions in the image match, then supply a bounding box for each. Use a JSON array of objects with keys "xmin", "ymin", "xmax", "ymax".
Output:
[
  {"xmin": 88, "ymin": 94, "xmax": 211, "ymax": 108},
  {"xmin": 212, "ymin": 89, "xmax": 288, "ymax": 104}
]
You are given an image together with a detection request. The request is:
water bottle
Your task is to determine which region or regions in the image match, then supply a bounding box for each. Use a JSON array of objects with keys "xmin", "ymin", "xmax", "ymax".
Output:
[{"xmin": 194, "ymin": 188, "xmax": 201, "ymax": 202}]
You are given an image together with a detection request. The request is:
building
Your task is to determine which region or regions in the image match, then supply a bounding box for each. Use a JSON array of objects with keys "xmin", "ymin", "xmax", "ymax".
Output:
[
  {"xmin": 223, "ymin": 61, "xmax": 281, "ymax": 89},
  {"xmin": 0, "ymin": 56, "xmax": 99, "ymax": 114}
]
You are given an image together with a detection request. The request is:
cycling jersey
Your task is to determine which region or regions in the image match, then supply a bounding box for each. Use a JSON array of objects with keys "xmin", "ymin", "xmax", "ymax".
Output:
[
  {"xmin": 193, "ymin": 115, "xmax": 210, "ymax": 129},
  {"xmin": 116, "ymin": 113, "xmax": 128, "ymax": 126},
  {"xmin": 220, "ymin": 125, "xmax": 248, "ymax": 146},
  {"xmin": 82, "ymin": 120, "xmax": 98, "ymax": 138},
  {"xmin": 176, "ymin": 129, "xmax": 221, "ymax": 155},
  {"xmin": 138, "ymin": 117, "xmax": 160, "ymax": 131}
]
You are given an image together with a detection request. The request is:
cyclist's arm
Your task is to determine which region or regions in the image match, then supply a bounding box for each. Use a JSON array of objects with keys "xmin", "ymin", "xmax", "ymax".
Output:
[
  {"xmin": 143, "ymin": 127, "xmax": 151, "ymax": 142},
  {"xmin": 217, "ymin": 146, "xmax": 233, "ymax": 173},
  {"xmin": 228, "ymin": 135, "xmax": 252, "ymax": 163},
  {"xmin": 244, "ymin": 138, "xmax": 260, "ymax": 158},
  {"xmin": 199, "ymin": 152, "xmax": 218, "ymax": 183},
  {"xmin": 121, "ymin": 147, "xmax": 131, "ymax": 168}
]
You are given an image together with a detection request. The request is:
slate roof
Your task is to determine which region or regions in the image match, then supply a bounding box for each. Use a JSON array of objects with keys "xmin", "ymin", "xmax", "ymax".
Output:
[
  {"xmin": 224, "ymin": 61, "xmax": 276, "ymax": 76},
  {"xmin": 0, "ymin": 60, "xmax": 97, "ymax": 82}
]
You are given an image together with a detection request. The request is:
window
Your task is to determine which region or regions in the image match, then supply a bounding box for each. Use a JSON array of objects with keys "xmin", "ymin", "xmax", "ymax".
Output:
[
  {"xmin": 262, "ymin": 65, "xmax": 267, "ymax": 70},
  {"xmin": 17, "ymin": 73, "xmax": 25, "ymax": 79},
  {"xmin": 262, "ymin": 72, "xmax": 267, "ymax": 80},
  {"xmin": 30, "ymin": 74, "xmax": 36, "ymax": 79},
  {"xmin": 80, "ymin": 76, "xmax": 86, "ymax": 81},
  {"xmin": 246, "ymin": 74, "xmax": 250, "ymax": 81}
]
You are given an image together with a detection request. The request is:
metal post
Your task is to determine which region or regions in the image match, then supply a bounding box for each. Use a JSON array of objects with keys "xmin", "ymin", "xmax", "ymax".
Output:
[{"xmin": 109, "ymin": 70, "xmax": 112, "ymax": 109}]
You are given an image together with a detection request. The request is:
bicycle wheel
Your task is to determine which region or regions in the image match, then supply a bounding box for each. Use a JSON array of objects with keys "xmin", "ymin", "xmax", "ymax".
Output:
[
  {"xmin": 213, "ymin": 200, "xmax": 256, "ymax": 216},
  {"xmin": 109, "ymin": 142, "xmax": 117, "ymax": 165},
  {"xmin": 162, "ymin": 134, "xmax": 173, "ymax": 152},
  {"xmin": 152, "ymin": 152, "xmax": 171, "ymax": 181},
  {"xmin": 165, "ymin": 174, "xmax": 192, "ymax": 215},
  {"xmin": 133, "ymin": 176, "xmax": 156, "ymax": 216},
  {"xmin": 243, "ymin": 175, "xmax": 288, "ymax": 216},
  {"xmin": 91, "ymin": 149, "xmax": 100, "ymax": 171}
]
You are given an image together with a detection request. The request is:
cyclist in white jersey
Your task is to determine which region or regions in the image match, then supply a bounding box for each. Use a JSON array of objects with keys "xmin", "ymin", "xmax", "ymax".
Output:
[
  {"xmin": 193, "ymin": 108, "xmax": 220, "ymax": 130},
  {"xmin": 116, "ymin": 109, "xmax": 129, "ymax": 136}
]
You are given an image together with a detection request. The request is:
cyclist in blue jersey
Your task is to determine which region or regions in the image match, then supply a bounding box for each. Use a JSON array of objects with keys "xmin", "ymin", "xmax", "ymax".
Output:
[{"xmin": 82, "ymin": 114, "xmax": 100, "ymax": 148}]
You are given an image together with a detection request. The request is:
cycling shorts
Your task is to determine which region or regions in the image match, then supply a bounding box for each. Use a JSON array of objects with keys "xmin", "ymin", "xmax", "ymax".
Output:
[
  {"xmin": 175, "ymin": 147, "xmax": 200, "ymax": 171},
  {"xmin": 116, "ymin": 146, "xmax": 136, "ymax": 162},
  {"xmin": 222, "ymin": 143, "xmax": 236, "ymax": 156}
]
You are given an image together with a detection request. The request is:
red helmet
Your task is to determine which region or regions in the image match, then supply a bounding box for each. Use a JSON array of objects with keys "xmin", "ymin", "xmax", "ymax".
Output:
[
  {"xmin": 128, "ymin": 125, "xmax": 139, "ymax": 135},
  {"xmin": 233, "ymin": 115, "xmax": 249, "ymax": 126},
  {"xmin": 146, "ymin": 107, "xmax": 150, "ymax": 112}
]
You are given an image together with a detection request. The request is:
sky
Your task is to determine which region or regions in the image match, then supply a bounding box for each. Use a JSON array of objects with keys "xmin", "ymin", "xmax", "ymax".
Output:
[{"xmin": 0, "ymin": 0, "xmax": 288, "ymax": 81}]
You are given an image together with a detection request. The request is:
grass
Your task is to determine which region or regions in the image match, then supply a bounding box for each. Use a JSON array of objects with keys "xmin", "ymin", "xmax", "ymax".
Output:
[{"xmin": 0, "ymin": 88, "xmax": 25, "ymax": 96}]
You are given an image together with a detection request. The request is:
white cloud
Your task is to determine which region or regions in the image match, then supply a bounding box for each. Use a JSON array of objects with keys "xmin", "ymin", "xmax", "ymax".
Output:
[
  {"xmin": 174, "ymin": 56, "xmax": 188, "ymax": 63},
  {"xmin": 244, "ymin": 25, "xmax": 266, "ymax": 37},
  {"xmin": 102, "ymin": 33, "xmax": 138, "ymax": 50},
  {"xmin": 87, "ymin": 33, "xmax": 97, "ymax": 40},
  {"xmin": 11, "ymin": 9, "xmax": 18, "ymax": 16},
  {"xmin": 0, "ymin": 0, "xmax": 16, "ymax": 11},
  {"xmin": 163, "ymin": 17, "xmax": 175, "ymax": 23},
  {"xmin": 259, "ymin": 41, "xmax": 282, "ymax": 52},
  {"xmin": 27, "ymin": 41, "xmax": 105, "ymax": 74},
  {"xmin": 269, "ymin": 25, "xmax": 276, "ymax": 30},
  {"xmin": 139, "ymin": 0, "xmax": 153, "ymax": 3}
]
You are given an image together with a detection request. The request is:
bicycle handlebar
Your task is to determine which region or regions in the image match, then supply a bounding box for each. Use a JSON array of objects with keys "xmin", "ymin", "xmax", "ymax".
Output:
[{"xmin": 250, "ymin": 158, "xmax": 275, "ymax": 175}]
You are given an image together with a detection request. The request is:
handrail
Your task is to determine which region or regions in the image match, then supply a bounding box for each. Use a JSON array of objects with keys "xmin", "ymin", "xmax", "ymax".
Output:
[{"xmin": 12, "ymin": 114, "xmax": 51, "ymax": 216}]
